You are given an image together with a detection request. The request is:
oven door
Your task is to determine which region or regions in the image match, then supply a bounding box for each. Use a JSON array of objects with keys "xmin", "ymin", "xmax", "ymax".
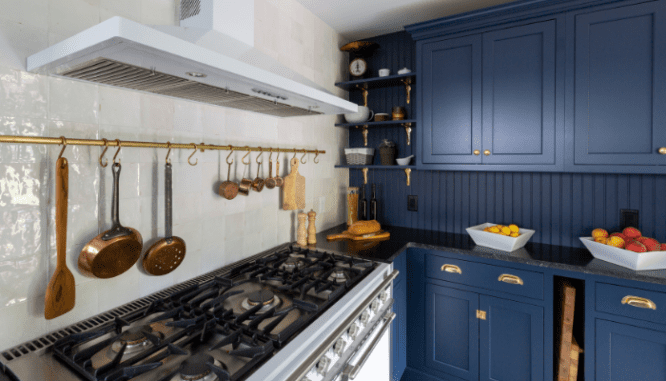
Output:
[{"xmin": 341, "ymin": 309, "xmax": 396, "ymax": 381}]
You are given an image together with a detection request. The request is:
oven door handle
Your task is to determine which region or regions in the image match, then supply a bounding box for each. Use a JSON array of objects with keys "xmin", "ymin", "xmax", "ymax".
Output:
[{"xmin": 343, "ymin": 311, "xmax": 396, "ymax": 380}]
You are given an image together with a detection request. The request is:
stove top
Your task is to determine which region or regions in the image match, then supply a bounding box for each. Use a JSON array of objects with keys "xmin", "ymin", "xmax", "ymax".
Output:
[{"xmin": 8, "ymin": 245, "xmax": 377, "ymax": 381}]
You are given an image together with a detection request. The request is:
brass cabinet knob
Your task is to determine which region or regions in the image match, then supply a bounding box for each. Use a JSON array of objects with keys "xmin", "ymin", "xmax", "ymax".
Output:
[
  {"xmin": 484, "ymin": 150, "xmax": 491, "ymax": 156},
  {"xmin": 473, "ymin": 150, "xmax": 480, "ymax": 156},
  {"xmin": 659, "ymin": 147, "xmax": 666, "ymax": 155}
]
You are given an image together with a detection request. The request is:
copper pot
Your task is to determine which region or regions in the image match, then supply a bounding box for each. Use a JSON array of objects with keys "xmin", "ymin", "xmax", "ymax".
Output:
[
  {"xmin": 238, "ymin": 150, "xmax": 252, "ymax": 196},
  {"xmin": 219, "ymin": 151, "xmax": 239, "ymax": 200},
  {"xmin": 265, "ymin": 159, "xmax": 276, "ymax": 189},
  {"xmin": 79, "ymin": 162, "xmax": 143, "ymax": 278},
  {"xmin": 251, "ymin": 153, "xmax": 265, "ymax": 192}
]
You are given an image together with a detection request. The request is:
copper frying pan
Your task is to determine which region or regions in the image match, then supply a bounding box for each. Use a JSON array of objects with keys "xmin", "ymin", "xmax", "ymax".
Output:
[
  {"xmin": 143, "ymin": 160, "xmax": 186, "ymax": 275},
  {"xmin": 79, "ymin": 161, "xmax": 143, "ymax": 278}
]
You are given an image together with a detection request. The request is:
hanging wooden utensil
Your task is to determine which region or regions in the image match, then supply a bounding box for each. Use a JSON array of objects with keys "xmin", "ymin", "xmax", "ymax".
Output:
[
  {"xmin": 143, "ymin": 162, "xmax": 186, "ymax": 275},
  {"xmin": 265, "ymin": 149, "xmax": 276, "ymax": 189},
  {"xmin": 45, "ymin": 152, "xmax": 76, "ymax": 319},
  {"xmin": 274, "ymin": 154, "xmax": 284, "ymax": 188},
  {"xmin": 283, "ymin": 157, "xmax": 305, "ymax": 210}
]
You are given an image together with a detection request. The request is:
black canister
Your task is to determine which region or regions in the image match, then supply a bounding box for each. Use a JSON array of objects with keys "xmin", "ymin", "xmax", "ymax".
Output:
[{"xmin": 378, "ymin": 139, "xmax": 396, "ymax": 166}]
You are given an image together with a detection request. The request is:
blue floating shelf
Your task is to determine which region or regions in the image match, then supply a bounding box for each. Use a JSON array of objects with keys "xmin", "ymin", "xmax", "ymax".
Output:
[{"xmin": 335, "ymin": 119, "xmax": 416, "ymax": 128}]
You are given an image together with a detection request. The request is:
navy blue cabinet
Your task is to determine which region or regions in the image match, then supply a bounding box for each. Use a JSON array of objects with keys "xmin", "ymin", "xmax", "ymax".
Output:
[
  {"xmin": 479, "ymin": 296, "xmax": 544, "ymax": 381},
  {"xmin": 570, "ymin": 1, "xmax": 666, "ymax": 168},
  {"xmin": 425, "ymin": 283, "xmax": 480, "ymax": 380},
  {"xmin": 424, "ymin": 282, "xmax": 544, "ymax": 381},
  {"xmin": 482, "ymin": 20, "xmax": 558, "ymax": 165},
  {"xmin": 392, "ymin": 252, "xmax": 407, "ymax": 381},
  {"xmin": 595, "ymin": 319, "xmax": 666, "ymax": 380},
  {"xmin": 418, "ymin": 20, "xmax": 561, "ymax": 170},
  {"xmin": 421, "ymin": 35, "xmax": 483, "ymax": 165}
]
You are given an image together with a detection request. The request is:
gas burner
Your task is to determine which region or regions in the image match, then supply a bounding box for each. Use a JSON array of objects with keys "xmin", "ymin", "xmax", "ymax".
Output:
[
  {"xmin": 172, "ymin": 354, "xmax": 225, "ymax": 381},
  {"xmin": 111, "ymin": 326, "xmax": 162, "ymax": 355},
  {"xmin": 281, "ymin": 257, "xmax": 305, "ymax": 271},
  {"xmin": 328, "ymin": 269, "xmax": 349, "ymax": 283},
  {"xmin": 241, "ymin": 290, "xmax": 281, "ymax": 313}
]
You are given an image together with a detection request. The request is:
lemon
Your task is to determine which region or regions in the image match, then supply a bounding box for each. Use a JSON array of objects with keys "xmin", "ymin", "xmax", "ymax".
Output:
[
  {"xmin": 509, "ymin": 224, "xmax": 519, "ymax": 233},
  {"xmin": 500, "ymin": 226, "xmax": 511, "ymax": 236},
  {"xmin": 510, "ymin": 232, "xmax": 520, "ymax": 238},
  {"xmin": 489, "ymin": 226, "xmax": 500, "ymax": 233}
]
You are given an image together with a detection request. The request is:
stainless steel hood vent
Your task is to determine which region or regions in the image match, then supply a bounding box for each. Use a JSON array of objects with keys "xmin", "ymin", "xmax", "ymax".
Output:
[
  {"xmin": 63, "ymin": 59, "xmax": 321, "ymax": 117},
  {"xmin": 26, "ymin": 1, "xmax": 357, "ymax": 117}
]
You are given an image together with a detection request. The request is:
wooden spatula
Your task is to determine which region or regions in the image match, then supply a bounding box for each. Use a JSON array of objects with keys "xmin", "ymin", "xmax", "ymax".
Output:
[
  {"xmin": 45, "ymin": 157, "xmax": 75, "ymax": 319},
  {"xmin": 283, "ymin": 157, "xmax": 305, "ymax": 210}
]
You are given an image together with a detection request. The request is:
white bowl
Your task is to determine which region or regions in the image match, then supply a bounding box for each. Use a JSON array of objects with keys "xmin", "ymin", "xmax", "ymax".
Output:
[
  {"xmin": 396, "ymin": 155, "xmax": 414, "ymax": 166},
  {"xmin": 466, "ymin": 223, "xmax": 535, "ymax": 252},
  {"xmin": 344, "ymin": 106, "xmax": 374, "ymax": 124},
  {"xmin": 580, "ymin": 237, "xmax": 666, "ymax": 270}
]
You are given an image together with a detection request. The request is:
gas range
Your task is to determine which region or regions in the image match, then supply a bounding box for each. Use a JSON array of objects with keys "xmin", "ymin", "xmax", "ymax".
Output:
[{"xmin": 0, "ymin": 244, "xmax": 392, "ymax": 381}]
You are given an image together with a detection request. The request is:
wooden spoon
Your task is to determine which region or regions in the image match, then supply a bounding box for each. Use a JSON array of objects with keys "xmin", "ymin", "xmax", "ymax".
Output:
[{"xmin": 45, "ymin": 157, "xmax": 75, "ymax": 319}]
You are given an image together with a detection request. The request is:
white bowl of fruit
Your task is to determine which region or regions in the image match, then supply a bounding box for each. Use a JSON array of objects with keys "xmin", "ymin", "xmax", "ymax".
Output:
[
  {"xmin": 467, "ymin": 223, "xmax": 535, "ymax": 252},
  {"xmin": 580, "ymin": 227, "xmax": 666, "ymax": 271}
]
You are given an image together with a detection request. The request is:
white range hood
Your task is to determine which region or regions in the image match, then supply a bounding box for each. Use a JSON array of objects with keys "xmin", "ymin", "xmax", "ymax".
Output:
[{"xmin": 27, "ymin": 0, "xmax": 357, "ymax": 117}]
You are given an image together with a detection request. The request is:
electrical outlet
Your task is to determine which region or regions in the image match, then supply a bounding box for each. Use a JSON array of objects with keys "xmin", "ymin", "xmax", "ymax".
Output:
[
  {"xmin": 620, "ymin": 209, "xmax": 639, "ymax": 230},
  {"xmin": 408, "ymin": 195, "xmax": 418, "ymax": 212}
]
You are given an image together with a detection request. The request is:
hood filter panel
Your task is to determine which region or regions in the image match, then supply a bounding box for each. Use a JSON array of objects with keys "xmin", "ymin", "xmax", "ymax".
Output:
[{"xmin": 62, "ymin": 59, "xmax": 322, "ymax": 117}]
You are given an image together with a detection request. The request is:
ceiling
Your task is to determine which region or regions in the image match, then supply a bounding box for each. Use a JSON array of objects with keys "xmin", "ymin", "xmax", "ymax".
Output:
[{"xmin": 296, "ymin": 0, "xmax": 516, "ymax": 40}]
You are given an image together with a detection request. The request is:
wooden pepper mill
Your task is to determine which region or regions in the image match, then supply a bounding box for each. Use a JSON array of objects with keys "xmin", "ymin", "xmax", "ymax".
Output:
[
  {"xmin": 297, "ymin": 212, "xmax": 307, "ymax": 246},
  {"xmin": 307, "ymin": 209, "xmax": 317, "ymax": 245}
]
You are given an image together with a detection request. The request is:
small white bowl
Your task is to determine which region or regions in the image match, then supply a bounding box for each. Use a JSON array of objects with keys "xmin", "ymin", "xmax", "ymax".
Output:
[
  {"xmin": 396, "ymin": 155, "xmax": 413, "ymax": 166},
  {"xmin": 398, "ymin": 68, "xmax": 411, "ymax": 74},
  {"xmin": 466, "ymin": 223, "xmax": 535, "ymax": 252},
  {"xmin": 378, "ymin": 68, "xmax": 390, "ymax": 77}
]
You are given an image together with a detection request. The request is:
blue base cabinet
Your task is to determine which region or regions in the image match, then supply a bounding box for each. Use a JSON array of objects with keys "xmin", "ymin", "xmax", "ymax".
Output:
[
  {"xmin": 595, "ymin": 319, "xmax": 666, "ymax": 380},
  {"xmin": 424, "ymin": 283, "xmax": 544, "ymax": 381},
  {"xmin": 392, "ymin": 252, "xmax": 408, "ymax": 381}
]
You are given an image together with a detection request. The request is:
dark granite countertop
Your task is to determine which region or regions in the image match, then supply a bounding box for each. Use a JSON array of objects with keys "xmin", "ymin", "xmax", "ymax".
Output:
[{"xmin": 313, "ymin": 224, "xmax": 666, "ymax": 287}]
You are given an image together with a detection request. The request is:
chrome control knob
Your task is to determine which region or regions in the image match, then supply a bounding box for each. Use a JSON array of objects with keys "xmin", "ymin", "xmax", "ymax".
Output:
[
  {"xmin": 380, "ymin": 291, "xmax": 389, "ymax": 302},
  {"xmin": 316, "ymin": 356, "xmax": 330, "ymax": 375},
  {"xmin": 360, "ymin": 311, "xmax": 371, "ymax": 325},
  {"xmin": 371, "ymin": 300, "xmax": 381, "ymax": 313},
  {"xmin": 334, "ymin": 338, "xmax": 346, "ymax": 356},
  {"xmin": 348, "ymin": 323, "xmax": 359, "ymax": 339}
]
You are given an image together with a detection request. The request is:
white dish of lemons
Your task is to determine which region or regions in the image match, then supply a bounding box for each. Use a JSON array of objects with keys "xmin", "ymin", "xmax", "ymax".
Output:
[{"xmin": 466, "ymin": 223, "xmax": 536, "ymax": 252}]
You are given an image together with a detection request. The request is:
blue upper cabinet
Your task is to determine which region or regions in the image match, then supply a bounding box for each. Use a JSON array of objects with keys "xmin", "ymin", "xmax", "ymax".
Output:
[
  {"xmin": 417, "ymin": 18, "xmax": 563, "ymax": 171},
  {"xmin": 569, "ymin": 1, "xmax": 666, "ymax": 171},
  {"xmin": 482, "ymin": 20, "xmax": 558, "ymax": 165},
  {"xmin": 420, "ymin": 35, "xmax": 483, "ymax": 165}
]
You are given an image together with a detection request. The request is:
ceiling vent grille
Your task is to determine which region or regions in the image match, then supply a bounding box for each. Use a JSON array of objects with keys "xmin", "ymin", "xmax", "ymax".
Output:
[
  {"xmin": 61, "ymin": 59, "xmax": 321, "ymax": 117},
  {"xmin": 180, "ymin": 0, "xmax": 202, "ymax": 20}
]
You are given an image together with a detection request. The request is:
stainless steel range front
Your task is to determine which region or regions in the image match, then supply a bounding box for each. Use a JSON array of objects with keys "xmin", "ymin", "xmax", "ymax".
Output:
[{"xmin": 0, "ymin": 244, "xmax": 396, "ymax": 381}]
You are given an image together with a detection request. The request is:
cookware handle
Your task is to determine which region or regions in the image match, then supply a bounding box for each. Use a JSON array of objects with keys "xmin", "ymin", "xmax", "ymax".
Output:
[
  {"xmin": 55, "ymin": 157, "xmax": 68, "ymax": 269},
  {"xmin": 165, "ymin": 163, "xmax": 173, "ymax": 242},
  {"xmin": 102, "ymin": 162, "xmax": 132, "ymax": 240}
]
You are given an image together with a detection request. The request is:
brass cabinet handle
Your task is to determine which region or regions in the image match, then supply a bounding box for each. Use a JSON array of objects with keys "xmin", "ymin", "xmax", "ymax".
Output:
[
  {"xmin": 484, "ymin": 150, "xmax": 491, "ymax": 156},
  {"xmin": 659, "ymin": 147, "xmax": 666, "ymax": 155},
  {"xmin": 473, "ymin": 150, "xmax": 481, "ymax": 156},
  {"xmin": 441, "ymin": 264, "xmax": 462, "ymax": 274},
  {"xmin": 498, "ymin": 274, "xmax": 524, "ymax": 285},
  {"xmin": 622, "ymin": 296, "xmax": 657, "ymax": 310}
]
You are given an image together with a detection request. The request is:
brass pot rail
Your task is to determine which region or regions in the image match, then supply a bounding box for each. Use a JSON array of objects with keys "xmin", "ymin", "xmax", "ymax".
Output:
[{"xmin": 0, "ymin": 135, "xmax": 325, "ymax": 156}]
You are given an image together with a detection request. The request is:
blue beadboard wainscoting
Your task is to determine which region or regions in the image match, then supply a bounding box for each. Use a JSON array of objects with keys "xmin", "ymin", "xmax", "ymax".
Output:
[{"xmin": 351, "ymin": 170, "xmax": 666, "ymax": 248}]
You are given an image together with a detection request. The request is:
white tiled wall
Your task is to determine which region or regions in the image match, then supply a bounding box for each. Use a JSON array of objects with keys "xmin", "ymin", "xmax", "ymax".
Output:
[{"xmin": 0, "ymin": 0, "xmax": 349, "ymax": 350}]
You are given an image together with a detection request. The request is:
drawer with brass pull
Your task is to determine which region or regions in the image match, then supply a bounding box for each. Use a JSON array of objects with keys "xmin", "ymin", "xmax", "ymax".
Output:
[
  {"xmin": 425, "ymin": 253, "xmax": 544, "ymax": 300},
  {"xmin": 596, "ymin": 283, "xmax": 666, "ymax": 324}
]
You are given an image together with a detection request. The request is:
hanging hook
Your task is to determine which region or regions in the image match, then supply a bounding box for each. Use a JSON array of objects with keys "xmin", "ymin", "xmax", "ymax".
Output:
[
  {"xmin": 300, "ymin": 149, "xmax": 307, "ymax": 164},
  {"xmin": 99, "ymin": 138, "xmax": 109, "ymax": 167},
  {"xmin": 268, "ymin": 148, "xmax": 274, "ymax": 162},
  {"xmin": 226, "ymin": 146, "xmax": 234, "ymax": 165},
  {"xmin": 57, "ymin": 136, "xmax": 67, "ymax": 161},
  {"xmin": 165, "ymin": 142, "xmax": 172, "ymax": 164},
  {"xmin": 313, "ymin": 150, "xmax": 320, "ymax": 164},
  {"xmin": 292, "ymin": 149, "xmax": 297, "ymax": 159},
  {"xmin": 242, "ymin": 147, "xmax": 251, "ymax": 165},
  {"xmin": 188, "ymin": 143, "xmax": 198, "ymax": 166},
  {"xmin": 112, "ymin": 139, "xmax": 122, "ymax": 164},
  {"xmin": 256, "ymin": 147, "xmax": 263, "ymax": 164}
]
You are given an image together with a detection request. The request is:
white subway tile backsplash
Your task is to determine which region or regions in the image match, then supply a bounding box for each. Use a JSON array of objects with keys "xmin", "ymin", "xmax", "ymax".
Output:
[{"xmin": 0, "ymin": 0, "xmax": 348, "ymax": 351}]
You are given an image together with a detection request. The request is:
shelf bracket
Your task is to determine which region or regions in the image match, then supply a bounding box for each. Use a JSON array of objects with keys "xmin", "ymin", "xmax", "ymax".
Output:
[
  {"xmin": 356, "ymin": 85, "xmax": 369, "ymax": 107},
  {"xmin": 362, "ymin": 168, "xmax": 369, "ymax": 184},
  {"xmin": 404, "ymin": 168, "xmax": 411, "ymax": 187},
  {"xmin": 402, "ymin": 123, "xmax": 412, "ymax": 146},
  {"xmin": 401, "ymin": 78, "xmax": 412, "ymax": 104},
  {"xmin": 362, "ymin": 125, "xmax": 369, "ymax": 147}
]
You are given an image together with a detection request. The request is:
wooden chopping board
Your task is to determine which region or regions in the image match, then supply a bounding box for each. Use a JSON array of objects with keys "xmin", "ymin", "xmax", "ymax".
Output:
[
  {"xmin": 283, "ymin": 157, "xmax": 305, "ymax": 210},
  {"xmin": 327, "ymin": 230, "xmax": 390, "ymax": 242}
]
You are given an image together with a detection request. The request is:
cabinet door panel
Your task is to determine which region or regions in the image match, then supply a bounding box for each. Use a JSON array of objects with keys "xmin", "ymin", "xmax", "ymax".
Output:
[
  {"xmin": 425, "ymin": 283, "xmax": 479, "ymax": 380},
  {"xmin": 480, "ymin": 296, "xmax": 544, "ymax": 381},
  {"xmin": 596, "ymin": 319, "xmax": 666, "ymax": 381},
  {"xmin": 422, "ymin": 35, "xmax": 482, "ymax": 164},
  {"xmin": 574, "ymin": 2, "xmax": 666, "ymax": 165},
  {"xmin": 391, "ymin": 276, "xmax": 407, "ymax": 381},
  {"xmin": 482, "ymin": 20, "xmax": 556, "ymax": 164}
]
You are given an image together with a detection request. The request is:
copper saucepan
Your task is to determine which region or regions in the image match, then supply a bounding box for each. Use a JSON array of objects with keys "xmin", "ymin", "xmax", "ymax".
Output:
[
  {"xmin": 79, "ymin": 154, "xmax": 143, "ymax": 278},
  {"xmin": 219, "ymin": 149, "xmax": 239, "ymax": 200},
  {"xmin": 238, "ymin": 148, "xmax": 253, "ymax": 196}
]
